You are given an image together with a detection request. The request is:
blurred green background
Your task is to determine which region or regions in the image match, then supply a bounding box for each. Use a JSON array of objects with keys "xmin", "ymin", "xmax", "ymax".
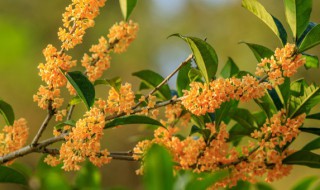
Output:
[{"xmin": 0, "ymin": 0, "xmax": 320, "ymax": 189}]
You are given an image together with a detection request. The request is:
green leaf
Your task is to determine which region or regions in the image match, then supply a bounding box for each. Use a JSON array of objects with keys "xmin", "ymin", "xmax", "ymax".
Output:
[
  {"xmin": 139, "ymin": 82, "xmax": 150, "ymax": 91},
  {"xmin": 177, "ymin": 61, "xmax": 192, "ymax": 97},
  {"xmin": 220, "ymin": 57, "xmax": 239, "ymax": 78},
  {"xmin": 186, "ymin": 170, "xmax": 228, "ymax": 190},
  {"xmin": 215, "ymin": 100, "xmax": 238, "ymax": 126},
  {"xmin": 254, "ymin": 90, "xmax": 278, "ymax": 119},
  {"xmin": 54, "ymin": 120, "xmax": 76, "ymax": 130},
  {"xmin": 291, "ymin": 176, "xmax": 318, "ymax": 190},
  {"xmin": 302, "ymin": 137, "xmax": 320, "ymax": 151},
  {"xmin": 119, "ymin": 0, "xmax": 137, "ymax": 21},
  {"xmin": 303, "ymin": 54, "xmax": 319, "ymax": 69},
  {"xmin": 104, "ymin": 115, "xmax": 164, "ymax": 129},
  {"xmin": 0, "ymin": 166, "xmax": 27, "ymax": 185},
  {"xmin": 144, "ymin": 144, "xmax": 174, "ymax": 190},
  {"xmin": 307, "ymin": 113, "xmax": 320, "ymax": 120},
  {"xmin": 241, "ymin": 42, "xmax": 274, "ymax": 62},
  {"xmin": 227, "ymin": 180, "xmax": 251, "ymax": 190},
  {"xmin": 299, "ymin": 24, "xmax": 320, "ymax": 52},
  {"xmin": 69, "ymin": 96, "xmax": 82, "ymax": 106},
  {"xmin": 132, "ymin": 70, "xmax": 171, "ymax": 100},
  {"xmin": 252, "ymin": 111, "xmax": 267, "ymax": 127},
  {"xmin": 275, "ymin": 77, "xmax": 291, "ymax": 108},
  {"xmin": 65, "ymin": 71, "xmax": 95, "ymax": 110},
  {"xmin": 188, "ymin": 68, "xmax": 203, "ymax": 82},
  {"xmin": 300, "ymin": 127, "xmax": 320, "ymax": 136},
  {"xmin": 94, "ymin": 77, "xmax": 122, "ymax": 92},
  {"xmin": 74, "ymin": 161, "xmax": 101, "ymax": 190},
  {"xmin": 242, "ymin": 0, "xmax": 287, "ymax": 45},
  {"xmin": 169, "ymin": 34, "xmax": 218, "ymax": 83},
  {"xmin": 284, "ymin": 0, "xmax": 312, "ymax": 39},
  {"xmin": 297, "ymin": 22, "xmax": 317, "ymax": 46},
  {"xmin": 255, "ymin": 182, "xmax": 274, "ymax": 190},
  {"xmin": 289, "ymin": 81, "xmax": 320, "ymax": 118},
  {"xmin": 230, "ymin": 108, "xmax": 258, "ymax": 130},
  {"xmin": 283, "ymin": 151, "xmax": 320, "ymax": 168},
  {"xmin": 0, "ymin": 99, "xmax": 14, "ymax": 126},
  {"xmin": 229, "ymin": 123, "xmax": 253, "ymax": 145}
]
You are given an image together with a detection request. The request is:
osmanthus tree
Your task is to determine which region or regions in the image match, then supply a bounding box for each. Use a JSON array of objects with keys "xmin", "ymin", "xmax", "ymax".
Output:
[{"xmin": 0, "ymin": 0, "xmax": 320, "ymax": 189}]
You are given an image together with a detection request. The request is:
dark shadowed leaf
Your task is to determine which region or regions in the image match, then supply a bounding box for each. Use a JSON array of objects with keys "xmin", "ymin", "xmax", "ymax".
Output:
[
  {"xmin": 300, "ymin": 127, "xmax": 320, "ymax": 136},
  {"xmin": 230, "ymin": 108, "xmax": 258, "ymax": 130},
  {"xmin": 255, "ymin": 182, "xmax": 274, "ymax": 190},
  {"xmin": 307, "ymin": 112, "xmax": 320, "ymax": 120},
  {"xmin": 299, "ymin": 24, "xmax": 320, "ymax": 52},
  {"xmin": 254, "ymin": 90, "xmax": 278, "ymax": 119},
  {"xmin": 0, "ymin": 166, "xmax": 27, "ymax": 185},
  {"xmin": 297, "ymin": 22, "xmax": 317, "ymax": 46},
  {"xmin": 119, "ymin": 0, "xmax": 137, "ymax": 21},
  {"xmin": 133, "ymin": 70, "xmax": 171, "ymax": 100},
  {"xmin": 227, "ymin": 180, "xmax": 251, "ymax": 190},
  {"xmin": 241, "ymin": 42, "xmax": 274, "ymax": 62},
  {"xmin": 242, "ymin": 0, "xmax": 287, "ymax": 45},
  {"xmin": 144, "ymin": 144, "xmax": 174, "ymax": 190},
  {"xmin": 0, "ymin": 99, "xmax": 14, "ymax": 126},
  {"xmin": 104, "ymin": 115, "xmax": 164, "ymax": 129},
  {"xmin": 284, "ymin": 0, "xmax": 312, "ymax": 39},
  {"xmin": 186, "ymin": 170, "xmax": 228, "ymax": 190},
  {"xmin": 275, "ymin": 77, "xmax": 290, "ymax": 108},
  {"xmin": 215, "ymin": 100, "xmax": 238, "ymax": 126},
  {"xmin": 220, "ymin": 57, "xmax": 239, "ymax": 78},
  {"xmin": 169, "ymin": 34, "xmax": 218, "ymax": 83},
  {"xmin": 177, "ymin": 61, "xmax": 192, "ymax": 97},
  {"xmin": 283, "ymin": 151, "xmax": 320, "ymax": 168},
  {"xmin": 65, "ymin": 71, "xmax": 95, "ymax": 110},
  {"xmin": 302, "ymin": 137, "xmax": 320, "ymax": 151}
]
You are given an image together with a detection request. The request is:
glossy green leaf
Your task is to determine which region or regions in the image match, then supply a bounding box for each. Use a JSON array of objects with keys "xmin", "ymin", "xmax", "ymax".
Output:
[
  {"xmin": 283, "ymin": 151, "xmax": 320, "ymax": 168},
  {"xmin": 139, "ymin": 82, "xmax": 150, "ymax": 91},
  {"xmin": 0, "ymin": 166, "xmax": 27, "ymax": 185},
  {"xmin": 300, "ymin": 127, "xmax": 320, "ymax": 136},
  {"xmin": 119, "ymin": 0, "xmax": 137, "ymax": 21},
  {"xmin": 299, "ymin": 24, "xmax": 320, "ymax": 52},
  {"xmin": 169, "ymin": 34, "xmax": 218, "ymax": 83},
  {"xmin": 104, "ymin": 115, "xmax": 164, "ymax": 129},
  {"xmin": 215, "ymin": 100, "xmax": 238, "ymax": 126},
  {"xmin": 176, "ymin": 61, "xmax": 191, "ymax": 97},
  {"xmin": 230, "ymin": 108, "xmax": 258, "ymax": 130},
  {"xmin": 254, "ymin": 90, "xmax": 278, "ymax": 119},
  {"xmin": 75, "ymin": 161, "xmax": 101, "ymax": 190},
  {"xmin": 255, "ymin": 182, "xmax": 274, "ymax": 190},
  {"xmin": 307, "ymin": 112, "xmax": 320, "ymax": 120},
  {"xmin": 242, "ymin": 0, "xmax": 287, "ymax": 45},
  {"xmin": 188, "ymin": 68, "xmax": 203, "ymax": 82},
  {"xmin": 289, "ymin": 81, "xmax": 320, "ymax": 118},
  {"xmin": 297, "ymin": 22, "xmax": 317, "ymax": 46},
  {"xmin": 302, "ymin": 137, "xmax": 320, "ymax": 151},
  {"xmin": 54, "ymin": 120, "xmax": 76, "ymax": 130},
  {"xmin": 284, "ymin": 0, "xmax": 312, "ymax": 39},
  {"xmin": 0, "ymin": 99, "xmax": 14, "ymax": 126},
  {"xmin": 275, "ymin": 77, "xmax": 290, "ymax": 108},
  {"xmin": 186, "ymin": 170, "xmax": 228, "ymax": 190},
  {"xmin": 144, "ymin": 144, "xmax": 174, "ymax": 190},
  {"xmin": 220, "ymin": 57, "xmax": 239, "ymax": 78},
  {"xmin": 292, "ymin": 176, "xmax": 318, "ymax": 190},
  {"xmin": 303, "ymin": 54, "xmax": 319, "ymax": 69},
  {"xmin": 133, "ymin": 70, "xmax": 171, "ymax": 100},
  {"xmin": 241, "ymin": 42, "xmax": 274, "ymax": 62},
  {"xmin": 65, "ymin": 71, "xmax": 95, "ymax": 110},
  {"xmin": 94, "ymin": 77, "xmax": 122, "ymax": 92}
]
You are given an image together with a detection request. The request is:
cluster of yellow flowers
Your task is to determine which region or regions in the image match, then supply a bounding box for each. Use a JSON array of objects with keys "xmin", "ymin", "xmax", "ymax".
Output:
[
  {"xmin": 0, "ymin": 118, "xmax": 28, "ymax": 165},
  {"xmin": 106, "ymin": 83, "xmax": 135, "ymax": 115},
  {"xmin": 133, "ymin": 110, "xmax": 306, "ymax": 188},
  {"xmin": 256, "ymin": 43, "xmax": 306, "ymax": 86}
]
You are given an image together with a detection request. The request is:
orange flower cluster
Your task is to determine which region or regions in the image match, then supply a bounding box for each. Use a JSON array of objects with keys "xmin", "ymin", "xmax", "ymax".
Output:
[
  {"xmin": 58, "ymin": 0, "xmax": 106, "ymax": 50},
  {"xmin": 256, "ymin": 43, "xmax": 305, "ymax": 86},
  {"xmin": 0, "ymin": 118, "xmax": 28, "ymax": 165},
  {"xmin": 45, "ymin": 107, "xmax": 111, "ymax": 170},
  {"xmin": 106, "ymin": 83, "xmax": 135, "ymax": 115},
  {"xmin": 134, "ymin": 110, "xmax": 306, "ymax": 188},
  {"xmin": 182, "ymin": 75, "xmax": 270, "ymax": 116},
  {"xmin": 107, "ymin": 20, "xmax": 139, "ymax": 53}
]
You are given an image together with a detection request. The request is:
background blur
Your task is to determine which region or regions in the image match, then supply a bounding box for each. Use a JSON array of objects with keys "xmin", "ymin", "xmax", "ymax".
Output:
[{"xmin": 0, "ymin": 0, "xmax": 320, "ymax": 189}]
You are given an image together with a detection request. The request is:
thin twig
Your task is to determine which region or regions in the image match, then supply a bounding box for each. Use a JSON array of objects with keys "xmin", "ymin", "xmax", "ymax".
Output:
[{"xmin": 66, "ymin": 105, "xmax": 75, "ymax": 121}]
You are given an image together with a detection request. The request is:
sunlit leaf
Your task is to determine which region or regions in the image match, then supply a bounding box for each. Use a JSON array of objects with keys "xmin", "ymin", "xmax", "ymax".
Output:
[
  {"xmin": 291, "ymin": 176, "xmax": 318, "ymax": 190},
  {"xmin": 65, "ymin": 71, "xmax": 95, "ymax": 110},
  {"xmin": 133, "ymin": 70, "xmax": 171, "ymax": 100},
  {"xmin": 284, "ymin": 0, "xmax": 312, "ymax": 39},
  {"xmin": 303, "ymin": 54, "xmax": 319, "ymax": 69},
  {"xmin": 283, "ymin": 151, "xmax": 320, "ymax": 168},
  {"xmin": 0, "ymin": 99, "xmax": 14, "ymax": 126},
  {"xmin": 94, "ymin": 77, "xmax": 122, "ymax": 92},
  {"xmin": 299, "ymin": 24, "xmax": 320, "ymax": 52},
  {"xmin": 119, "ymin": 0, "xmax": 137, "ymax": 21},
  {"xmin": 144, "ymin": 144, "xmax": 174, "ymax": 190},
  {"xmin": 104, "ymin": 115, "xmax": 164, "ymax": 129},
  {"xmin": 0, "ymin": 166, "xmax": 27, "ymax": 185},
  {"xmin": 54, "ymin": 120, "xmax": 76, "ymax": 130},
  {"xmin": 169, "ymin": 34, "xmax": 218, "ymax": 83},
  {"xmin": 188, "ymin": 68, "xmax": 203, "ymax": 82},
  {"xmin": 255, "ymin": 182, "xmax": 274, "ymax": 190},
  {"xmin": 297, "ymin": 22, "xmax": 317, "ymax": 46},
  {"xmin": 242, "ymin": 0, "xmax": 287, "ymax": 45},
  {"xmin": 220, "ymin": 57, "xmax": 239, "ymax": 78}
]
